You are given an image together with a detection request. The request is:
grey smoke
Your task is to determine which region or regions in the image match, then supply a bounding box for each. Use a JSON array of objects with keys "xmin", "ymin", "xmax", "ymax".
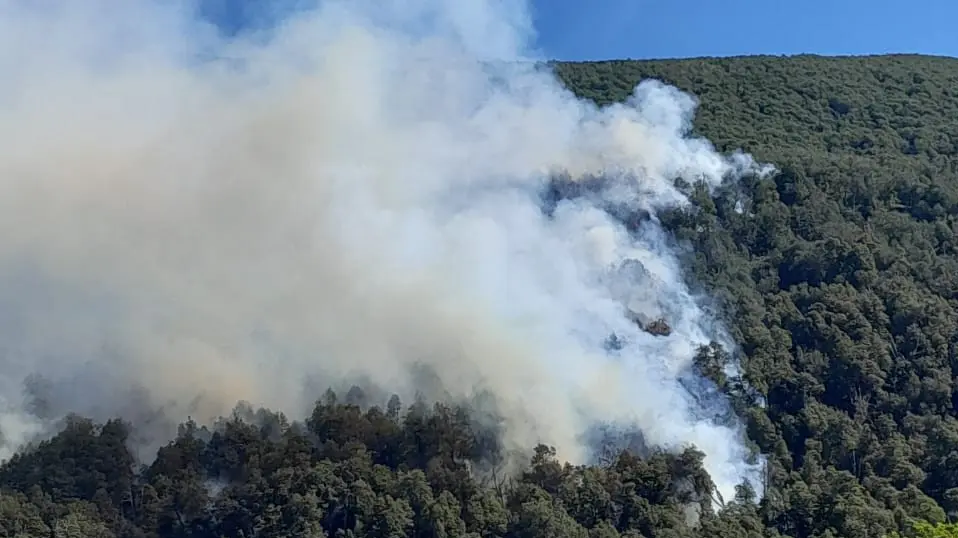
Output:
[{"xmin": 0, "ymin": 0, "xmax": 771, "ymax": 501}]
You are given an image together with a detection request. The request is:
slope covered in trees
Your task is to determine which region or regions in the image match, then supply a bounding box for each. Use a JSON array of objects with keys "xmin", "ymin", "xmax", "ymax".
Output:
[{"xmin": 3, "ymin": 54, "xmax": 958, "ymax": 538}]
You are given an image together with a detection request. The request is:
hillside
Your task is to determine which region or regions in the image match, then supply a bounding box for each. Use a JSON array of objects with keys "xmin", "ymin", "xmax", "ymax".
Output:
[
  {"xmin": 560, "ymin": 54, "xmax": 958, "ymax": 534},
  {"xmin": 4, "ymin": 54, "xmax": 958, "ymax": 538}
]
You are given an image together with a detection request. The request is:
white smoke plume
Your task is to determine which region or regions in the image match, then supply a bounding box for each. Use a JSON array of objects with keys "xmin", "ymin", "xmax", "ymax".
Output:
[{"xmin": 0, "ymin": 0, "xmax": 769, "ymax": 501}]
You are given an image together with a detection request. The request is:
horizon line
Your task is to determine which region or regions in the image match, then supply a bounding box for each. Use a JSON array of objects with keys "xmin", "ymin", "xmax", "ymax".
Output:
[{"xmin": 544, "ymin": 51, "xmax": 958, "ymax": 63}]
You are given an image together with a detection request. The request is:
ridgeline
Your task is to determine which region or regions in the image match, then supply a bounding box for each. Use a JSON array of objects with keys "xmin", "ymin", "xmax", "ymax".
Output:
[{"xmin": 4, "ymin": 54, "xmax": 958, "ymax": 538}]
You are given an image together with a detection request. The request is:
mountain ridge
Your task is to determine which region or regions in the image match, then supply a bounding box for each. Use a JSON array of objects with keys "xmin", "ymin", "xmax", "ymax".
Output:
[{"xmin": 2, "ymin": 53, "xmax": 958, "ymax": 538}]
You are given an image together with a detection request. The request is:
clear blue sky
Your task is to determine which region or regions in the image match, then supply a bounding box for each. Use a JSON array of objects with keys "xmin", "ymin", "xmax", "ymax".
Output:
[
  {"xmin": 530, "ymin": 0, "xmax": 958, "ymax": 61},
  {"xmin": 196, "ymin": 0, "xmax": 958, "ymax": 61}
]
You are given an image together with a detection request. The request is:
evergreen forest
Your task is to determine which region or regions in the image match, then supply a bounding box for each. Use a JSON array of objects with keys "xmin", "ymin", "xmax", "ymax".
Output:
[{"xmin": 5, "ymin": 54, "xmax": 958, "ymax": 538}]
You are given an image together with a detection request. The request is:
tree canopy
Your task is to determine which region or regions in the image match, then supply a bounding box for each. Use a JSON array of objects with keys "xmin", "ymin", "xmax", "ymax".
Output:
[{"xmin": 3, "ymin": 53, "xmax": 958, "ymax": 538}]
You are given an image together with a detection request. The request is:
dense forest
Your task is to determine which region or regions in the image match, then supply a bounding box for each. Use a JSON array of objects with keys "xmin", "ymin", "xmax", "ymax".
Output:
[{"xmin": 4, "ymin": 54, "xmax": 958, "ymax": 537}]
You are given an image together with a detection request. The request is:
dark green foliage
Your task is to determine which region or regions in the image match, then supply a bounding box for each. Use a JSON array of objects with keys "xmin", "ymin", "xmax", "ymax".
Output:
[
  {"xmin": 3, "ymin": 54, "xmax": 958, "ymax": 537},
  {"xmin": 0, "ymin": 397, "xmax": 742, "ymax": 538},
  {"xmin": 557, "ymin": 54, "xmax": 958, "ymax": 536}
]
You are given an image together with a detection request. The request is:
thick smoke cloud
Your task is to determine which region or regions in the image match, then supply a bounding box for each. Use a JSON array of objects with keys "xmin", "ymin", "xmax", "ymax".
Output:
[{"xmin": 0, "ymin": 0, "xmax": 771, "ymax": 501}]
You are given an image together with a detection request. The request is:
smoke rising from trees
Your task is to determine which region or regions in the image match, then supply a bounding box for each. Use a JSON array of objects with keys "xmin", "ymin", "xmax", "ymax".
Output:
[{"xmin": 0, "ymin": 0, "xmax": 771, "ymax": 501}]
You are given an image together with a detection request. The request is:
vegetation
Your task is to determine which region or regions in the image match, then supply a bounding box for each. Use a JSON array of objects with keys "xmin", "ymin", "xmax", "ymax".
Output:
[{"xmin": 4, "ymin": 53, "xmax": 958, "ymax": 537}]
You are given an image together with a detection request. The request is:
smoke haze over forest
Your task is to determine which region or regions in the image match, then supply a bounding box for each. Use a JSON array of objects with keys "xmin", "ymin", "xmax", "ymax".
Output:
[{"xmin": 0, "ymin": 0, "xmax": 772, "ymax": 502}]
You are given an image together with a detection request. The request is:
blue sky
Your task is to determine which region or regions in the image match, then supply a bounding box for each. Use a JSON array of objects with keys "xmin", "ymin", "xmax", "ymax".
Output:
[
  {"xmin": 530, "ymin": 0, "xmax": 957, "ymax": 60},
  {"xmin": 196, "ymin": 0, "xmax": 958, "ymax": 61}
]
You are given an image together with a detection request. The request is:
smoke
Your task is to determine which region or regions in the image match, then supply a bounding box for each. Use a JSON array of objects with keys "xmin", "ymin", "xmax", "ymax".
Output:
[{"xmin": 0, "ymin": 0, "xmax": 770, "ymax": 501}]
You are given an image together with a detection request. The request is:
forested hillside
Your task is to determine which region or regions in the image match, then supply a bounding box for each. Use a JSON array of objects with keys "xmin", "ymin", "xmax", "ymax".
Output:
[{"xmin": 4, "ymin": 54, "xmax": 958, "ymax": 538}]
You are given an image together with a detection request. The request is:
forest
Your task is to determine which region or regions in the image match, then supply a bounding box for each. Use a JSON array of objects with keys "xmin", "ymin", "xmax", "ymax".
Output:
[{"xmin": 4, "ymin": 54, "xmax": 958, "ymax": 537}]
